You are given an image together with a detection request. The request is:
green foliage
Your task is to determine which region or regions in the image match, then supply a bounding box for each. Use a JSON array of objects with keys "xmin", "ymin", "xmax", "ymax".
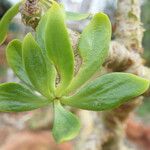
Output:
[
  {"xmin": 141, "ymin": 0, "xmax": 150, "ymax": 65},
  {"xmin": 6, "ymin": 39, "xmax": 32, "ymax": 86},
  {"xmin": 0, "ymin": 1, "xmax": 149, "ymax": 143},
  {"xmin": 0, "ymin": 2, "xmax": 20, "ymax": 45},
  {"xmin": 62, "ymin": 73, "xmax": 149, "ymax": 111},
  {"xmin": 66, "ymin": 11, "xmax": 91, "ymax": 21},
  {"xmin": 65, "ymin": 12, "xmax": 111, "ymax": 94},
  {"xmin": 0, "ymin": 83, "xmax": 50, "ymax": 112},
  {"xmin": 52, "ymin": 101, "xmax": 80, "ymax": 143},
  {"xmin": 36, "ymin": 12, "xmax": 48, "ymax": 53},
  {"xmin": 136, "ymin": 98, "xmax": 150, "ymax": 119},
  {"xmin": 22, "ymin": 33, "xmax": 56, "ymax": 98},
  {"xmin": 45, "ymin": 4, "xmax": 74, "ymax": 96}
]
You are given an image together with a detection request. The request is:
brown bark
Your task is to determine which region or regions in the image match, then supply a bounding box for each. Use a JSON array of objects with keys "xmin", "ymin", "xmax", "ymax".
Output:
[{"xmin": 115, "ymin": 0, "xmax": 143, "ymax": 53}]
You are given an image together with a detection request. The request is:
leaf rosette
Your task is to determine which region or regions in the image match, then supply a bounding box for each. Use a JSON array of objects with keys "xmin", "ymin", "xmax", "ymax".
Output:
[{"xmin": 0, "ymin": 1, "xmax": 149, "ymax": 143}]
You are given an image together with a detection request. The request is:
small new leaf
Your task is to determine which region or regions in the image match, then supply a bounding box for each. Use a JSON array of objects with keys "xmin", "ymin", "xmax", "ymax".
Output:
[
  {"xmin": 52, "ymin": 101, "xmax": 80, "ymax": 143},
  {"xmin": 0, "ymin": 83, "xmax": 50, "ymax": 112},
  {"xmin": 65, "ymin": 13, "xmax": 111, "ymax": 94},
  {"xmin": 23, "ymin": 33, "xmax": 56, "ymax": 98},
  {"xmin": 62, "ymin": 73, "xmax": 150, "ymax": 111},
  {"xmin": 0, "ymin": 3, "xmax": 20, "ymax": 45}
]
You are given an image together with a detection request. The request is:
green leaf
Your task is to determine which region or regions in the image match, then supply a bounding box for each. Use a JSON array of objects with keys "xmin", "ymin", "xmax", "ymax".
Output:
[
  {"xmin": 65, "ymin": 13, "xmax": 111, "ymax": 94},
  {"xmin": 0, "ymin": 2, "xmax": 20, "ymax": 45},
  {"xmin": 0, "ymin": 82, "xmax": 50, "ymax": 112},
  {"xmin": 45, "ymin": 3, "xmax": 74, "ymax": 96},
  {"xmin": 35, "ymin": 13, "xmax": 57, "ymax": 94},
  {"xmin": 22, "ymin": 33, "xmax": 56, "ymax": 98},
  {"xmin": 66, "ymin": 11, "xmax": 91, "ymax": 21},
  {"xmin": 36, "ymin": 13, "xmax": 48, "ymax": 54},
  {"xmin": 62, "ymin": 73, "xmax": 150, "ymax": 111},
  {"xmin": 6, "ymin": 39, "xmax": 32, "ymax": 86},
  {"xmin": 52, "ymin": 101, "xmax": 80, "ymax": 143}
]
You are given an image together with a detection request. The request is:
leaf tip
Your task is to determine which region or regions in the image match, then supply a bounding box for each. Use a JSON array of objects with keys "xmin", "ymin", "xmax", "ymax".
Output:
[
  {"xmin": 52, "ymin": 102, "xmax": 81, "ymax": 143},
  {"xmin": 53, "ymin": 123, "xmax": 80, "ymax": 143},
  {"xmin": 130, "ymin": 73, "xmax": 150, "ymax": 94}
]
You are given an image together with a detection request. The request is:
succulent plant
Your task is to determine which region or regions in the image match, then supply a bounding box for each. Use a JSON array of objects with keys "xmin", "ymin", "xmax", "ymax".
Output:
[{"xmin": 0, "ymin": 1, "xmax": 149, "ymax": 143}]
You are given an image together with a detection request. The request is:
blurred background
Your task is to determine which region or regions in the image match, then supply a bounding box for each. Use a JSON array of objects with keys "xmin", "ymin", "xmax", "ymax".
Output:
[{"xmin": 0, "ymin": 0, "xmax": 150, "ymax": 150}]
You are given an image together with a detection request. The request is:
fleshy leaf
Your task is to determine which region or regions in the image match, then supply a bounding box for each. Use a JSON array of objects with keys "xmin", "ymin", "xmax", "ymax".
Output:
[
  {"xmin": 45, "ymin": 3, "xmax": 74, "ymax": 96},
  {"xmin": 65, "ymin": 13, "xmax": 111, "ymax": 94},
  {"xmin": 0, "ymin": 82, "xmax": 50, "ymax": 112},
  {"xmin": 66, "ymin": 11, "xmax": 90, "ymax": 21},
  {"xmin": 52, "ymin": 101, "xmax": 80, "ymax": 143},
  {"xmin": 62, "ymin": 73, "xmax": 149, "ymax": 111},
  {"xmin": 22, "ymin": 33, "xmax": 56, "ymax": 98},
  {"xmin": 36, "ymin": 12, "xmax": 48, "ymax": 54},
  {"xmin": 6, "ymin": 39, "xmax": 32, "ymax": 86},
  {"xmin": 0, "ymin": 3, "xmax": 20, "ymax": 45}
]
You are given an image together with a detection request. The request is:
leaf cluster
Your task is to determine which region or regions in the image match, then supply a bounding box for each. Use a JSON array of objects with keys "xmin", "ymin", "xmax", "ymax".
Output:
[{"xmin": 0, "ymin": 1, "xmax": 149, "ymax": 142}]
